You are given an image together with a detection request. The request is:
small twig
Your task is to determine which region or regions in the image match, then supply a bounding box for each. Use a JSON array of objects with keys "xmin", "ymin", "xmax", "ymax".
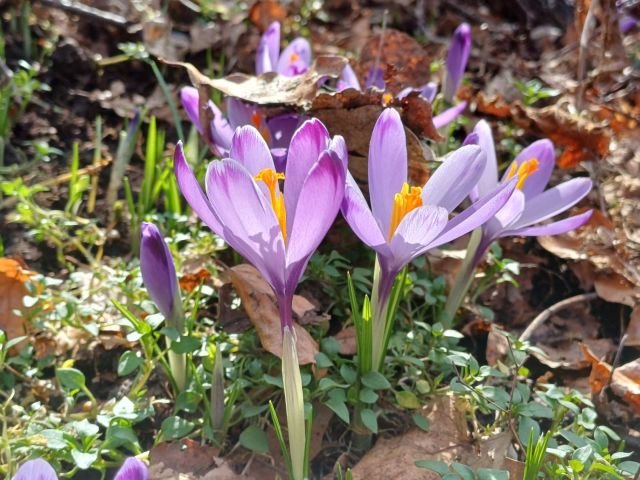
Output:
[
  {"xmin": 519, "ymin": 292, "xmax": 599, "ymax": 342},
  {"xmin": 607, "ymin": 333, "xmax": 628, "ymax": 388},
  {"xmin": 576, "ymin": 0, "xmax": 598, "ymax": 111}
]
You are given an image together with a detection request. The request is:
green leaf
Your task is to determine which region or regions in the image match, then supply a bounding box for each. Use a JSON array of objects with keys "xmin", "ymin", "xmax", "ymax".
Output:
[
  {"xmin": 68, "ymin": 419, "xmax": 99, "ymax": 438},
  {"xmin": 170, "ymin": 335, "xmax": 200, "ymax": 354},
  {"xmin": 568, "ymin": 459, "xmax": 584, "ymax": 473},
  {"xmin": 56, "ymin": 368, "xmax": 86, "ymax": 391},
  {"xmin": 452, "ymin": 462, "xmax": 474, "ymax": 480},
  {"xmin": 477, "ymin": 469, "xmax": 510, "ymax": 480},
  {"xmin": 325, "ymin": 397, "xmax": 350, "ymax": 424},
  {"xmin": 395, "ymin": 391, "xmax": 421, "ymax": 409},
  {"xmin": 412, "ymin": 414, "xmax": 429, "ymax": 432},
  {"xmin": 361, "ymin": 371, "xmax": 391, "ymax": 390},
  {"xmin": 360, "ymin": 408, "xmax": 378, "ymax": 434},
  {"xmin": 239, "ymin": 425, "xmax": 270, "ymax": 454},
  {"xmin": 117, "ymin": 350, "xmax": 143, "ymax": 376},
  {"xmin": 315, "ymin": 352, "xmax": 334, "ymax": 368},
  {"xmin": 175, "ymin": 391, "xmax": 201, "ymax": 413},
  {"xmin": 618, "ymin": 461, "xmax": 640, "ymax": 475},
  {"xmin": 35, "ymin": 429, "xmax": 67, "ymax": 450},
  {"xmin": 71, "ymin": 449, "xmax": 98, "ymax": 470},
  {"xmin": 160, "ymin": 415, "xmax": 194, "ymax": 440},
  {"xmin": 415, "ymin": 459, "xmax": 449, "ymax": 474},
  {"xmin": 241, "ymin": 404, "xmax": 269, "ymax": 418},
  {"xmin": 340, "ymin": 364, "xmax": 357, "ymax": 385},
  {"xmin": 359, "ymin": 388, "xmax": 378, "ymax": 404}
]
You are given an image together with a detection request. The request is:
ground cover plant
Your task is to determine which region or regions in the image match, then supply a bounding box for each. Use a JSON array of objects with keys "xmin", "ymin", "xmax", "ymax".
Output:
[{"xmin": 1, "ymin": 1, "xmax": 640, "ymax": 479}]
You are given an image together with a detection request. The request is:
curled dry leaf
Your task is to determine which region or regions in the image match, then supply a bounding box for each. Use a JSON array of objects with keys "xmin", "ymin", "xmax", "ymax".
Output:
[
  {"xmin": 593, "ymin": 271, "xmax": 640, "ymax": 307},
  {"xmin": 248, "ymin": 0, "xmax": 287, "ymax": 31},
  {"xmin": 163, "ymin": 56, "xmax": 348, "ymax": 109},
  {"xmin": 582, "ymin": 343, "xmax": 640, "ymax": 416},
  {"xmin": 0, "ymin": 258, "xmax": 34, "ymax": 343},
  {"xmin": 149, "ymin": 439, "xmax": 242, "ymax": 479},
  {"xmin": 227, "ymin": 264, "xmax": 319, "ymax": 364},
  {"xmin": 333, "ymin": 325, "xmax": 356, "ymax": 356},
  {"xmin": 624, "ymin": 306, "xmax": 640, "ymax": 347}
]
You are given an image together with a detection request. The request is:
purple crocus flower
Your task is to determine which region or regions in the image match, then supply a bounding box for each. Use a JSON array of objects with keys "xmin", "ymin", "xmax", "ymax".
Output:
[
  {"xmin": 337, "ymin": 64, "xmax": 385, "ymax": 92},
  {"xmin": 620, "ymin": 13, "xmax": 638, "ymax": 33},
  {"xmin": 442, "ymin": 120, "xmax": 593, "ymax": 321},
  {"xmin": 12, "ymin": 457, "xmax": 148, "ymax": 480},
  {"xmin": 140, "ymin": 222, "xmax": 187, "ymax": 391},
  {"xmin": 468, "ymin": 120, "xmax": 593, "ymax": 253},
  {"xmin": 181, "ymin": 87, "xmax": 301, "ymax": 169},
  {"xmin": 341, "ymin": 108, "xmax": 516, "ymax": 369},
  {"xmin": 256, "ymin": 21, "xmax": 312, "ymax": 76},
  {"xmin": 175, "ymin": 120, "xmax": 346, "ymax": 480},
  {"xmin": 443, "ymin": 23, "xmax": 472, "ymax": 102}
]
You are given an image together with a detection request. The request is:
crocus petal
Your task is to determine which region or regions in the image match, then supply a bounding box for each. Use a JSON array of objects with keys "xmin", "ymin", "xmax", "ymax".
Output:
[
  {"xmin": 620, "ymin": 14, "xmax": 638, "ymax": 33},
  {"xmin": 433, "ymin": 101, "xmax": 467, "ymax": 129},
  {"xmin": 277, "ymin": 38, "xmax": 312, "ymax": 76},
  {"xmin": 341, "ymin": 173, "xmax": 388, "ymax": 252},
  {"xmin": 338, "ymin": 64, "xmax": 361, "ymax": 91},
  {"xmin": 482, "ymin": 189, "xmax": 525, "ymax": 242},
  {"xmin": 284, "ymin": 119, "xmax": 330, "ymax": 220},
  {"xmin": 267, "ymin": 113, "xmax": 302, "ymax": 149},
  {"xmin": 421, "ymin": 144, "xmax": 485, "ymax": 212},
  {"xmin": 328, "ymin": 135, "xmax": 349, "ymax": 170},
  {"xmin": 508, "ymin": 139, "xmax": 555, "ymax": 198},
  {"xmin": 509, "ymin": 178, "xmax": 592, "ymax": 230},
  {"xmin": 180, "ymin": 86, "xmax": 202, "ymax": 133},
  {"xmin": 368, "ymin": 108, "xmax": 408, "ymax": 235},
  {"xmin": 364, "ymin": 66, "xmax": 385, "ymax": 89},
  {"xmin": 140, "ymin": 222, "xmax": 180, "ymax": 321},
  {"xmin": 226, "ymin": 98, "xmax": 255, "ymax": 130},
  {"xmin": 206, "ymin": 159, "xmax": 285, "ymax": 292},
  {"xmin": 229, "ymin": 126, "xmax": 275, "ymax": 175},
  {"xmin": 114, "ymin": 458, "xmax": 148, "ymax": 480},
  {"xmin": 208, "ymin": 101, "xmax": 234, "ymax": 152},
  {"xmin": 12, "ymin": 459, "xmax": 57, "ymax": 480},
  {"xmin": 429, "ymin": 179, "xmax": 517, "ymax": 249},
  {"xmin": 256, "ymin": 21, "xmax": 281, "ymax": 74},
  {"xmin": 388, "ymin": 205, "xmax": 449, "ymax": 270},
  {"xmin": 504, "ymin": 210, "xmax": 592, "ymax": 237},
  {"xmin": 420, "ymin": 82, "xmax": 438, "ymax": 103},
  {"xmin": 443, "ymin": 22, "xmax": 471, "ymax": 101},
  {"xmin": 174, "ymin": 142, "xmax": 224, "ymax": 234},
  {"xmin": 286, "ymin": 150, "xmax": 346, "ymax": 289},
  {"xmin": 469, "ymin": 119, "xmax": 499, "ymax": 201}
]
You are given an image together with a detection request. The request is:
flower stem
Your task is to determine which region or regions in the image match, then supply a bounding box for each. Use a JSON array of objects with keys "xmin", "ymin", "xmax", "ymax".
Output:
[
  {"xmin": 282, "ymin": 325, "xmax": 306, "ymax": 480},
  {"xmin": 442, "ymin": 228, "xmax": 484, "ymax": 328}
]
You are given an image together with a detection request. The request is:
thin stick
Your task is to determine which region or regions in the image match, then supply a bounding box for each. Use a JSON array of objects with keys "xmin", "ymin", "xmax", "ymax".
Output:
[
  {"xmin": 35, "ymin": 0, "xmax": 129, "ymax": 27},
  {"xmin": 519, "ymin": 292, "xmax": 599, "ymax": 342}
]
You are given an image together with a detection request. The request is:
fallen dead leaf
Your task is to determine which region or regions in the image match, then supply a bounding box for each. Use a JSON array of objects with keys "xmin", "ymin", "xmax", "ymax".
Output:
[
  {"xmin": 164, "ymin": 56, "xmax": 347, "ymax": 109},
  {"xmin": 625, "ymin": 306, "xmax": 640, "ymax": 346},
  {"xmin": 582, "ymin": 343, "xmax": 640, "ymax": 415},
  {"xmin": 228, "ymin": 264, "xmax": 319, "ymax": 364},
  {"xmin": 351, "ymin": 396, "xmax": 514, "ymax": 479},
  {"xmin": 0, "ymin": 258, "xmax": 34, "ymax": 343},
  {"xmin": 180, "ymin": 268, "xmax": 213, "ymax": 293},
  {"xmin": 594, "ymin": 271, "xmax": 640, "ymax": 307},
  {"xmin": 333, "ymin": 326, "xmax": 356, "ymax": 356},
  {"xmin": 149, "ymin": 439, "xmax": 223, "ymax": 477},
  {"xmin": 249, "ymin": 0, "xmax": 287, "ymax": 31}
]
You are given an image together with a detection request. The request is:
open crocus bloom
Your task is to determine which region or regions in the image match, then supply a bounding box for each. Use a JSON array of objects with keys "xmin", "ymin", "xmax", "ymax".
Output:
[
  {"xmin": 256, "ymin": 21, "xmax": 312, "ymax": 76},
  {"xmin": 13, "ymin": 457, "xmax": 148, "ymax": 480},
  {"xmin": 341, "ymin": 108, "xmax": 516, "ymax": 369},
  {"xmin": 181, "ymin": 87, "xmax": 301, "ymax": 168},
  {"xmin": 175, "ymin": 119, "xmax": 346, "ymax": 480},
  {"xmin": 174, "ymin": 119, "xmax": 347, "ymax": 313},
  {"xmin": 468, "ymin": 119, "xmax": 593, "ymax": 253}
]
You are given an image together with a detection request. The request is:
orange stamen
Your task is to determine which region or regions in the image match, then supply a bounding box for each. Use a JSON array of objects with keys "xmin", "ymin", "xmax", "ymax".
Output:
[
  {"xmin": 251, "ymin": 112, "xmax": 271, "ymax": 143},
  {"xmin": 507, "ymin": 158, "xmax": 539, "ymax": 190},
  {"xmin": 382, "ymin": 92, "xmax": 394, "ymax": 106},
  {"xmin": 289, "ymin": 52, "xmax": 300, "ymax": 63},
  {"xmin": 388, "ymin": 182, "xmax": 423, "ymax": 240},
  {"xmin": 255, "ymin": 168, "xmax": 287, "ymax": 242}
]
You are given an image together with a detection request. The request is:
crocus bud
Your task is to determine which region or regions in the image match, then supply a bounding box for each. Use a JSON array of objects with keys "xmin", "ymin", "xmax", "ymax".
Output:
[
  {"xmin": 140, "ymin": 222, "xmax": 187, "ymax": 391},
  {"xmin": 443, "ymin": 23, "xmax": 471, "ymax": 102},
  {"xmin": 140, "ymin": 222, "xmax": 182, "ymax": 325},
  {"xmin": 12, "ymin": 459, "xmax": 57, "ymax": 480},
  {"xmin": 114, "ymin": 457, "xmax": 149, "ymax": 480}
]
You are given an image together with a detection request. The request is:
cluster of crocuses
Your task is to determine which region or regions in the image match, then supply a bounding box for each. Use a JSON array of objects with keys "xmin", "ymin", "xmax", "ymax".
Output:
[
  {"xmin": 136, "ymin": 24, "xmax": 591, "ymax": 480},
  {"xmin": 12, "ymin": 457, "xmax": 147, "ymax": 480}
]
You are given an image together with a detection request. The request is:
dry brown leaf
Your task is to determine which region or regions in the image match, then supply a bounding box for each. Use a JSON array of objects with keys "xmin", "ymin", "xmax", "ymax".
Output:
[
  {"xmin": 228, "ymin": 264, "xmax": 319, "ymax": 364},
  {"xmin": 164, "ymin": 56, "xmax": 347, "ymax": 109},
  {"xmin": 149, "ymin": 439, "xmax": 223, "ymax": 478},
  {"xmin": 582, "ymin": 344, "xmax": 640, "ymax": 415},
  {"xmin": 351, "ymin": 396, "xmax": 513, "ymax": 479},
  {"xmin": 248, "ymin": 0, "xmax": 287, "ymax": 31},
  {"xmin": 333, "ymin": 326, "xmax": 356, "ymax": 355},
  {"xmin": 625, "ymin": 306, "xmax": 640, "ymax": 346},
  {"xmin": 0, "ymin": 258, "xmax": 34, "ymax": 342},
  {"xmin": 594, "ymin": 272, "xmax": 640, "ymax": 306},
  {"xmin": 179, "ymin": 269, "xmax": 213, "ymax": 293}
]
